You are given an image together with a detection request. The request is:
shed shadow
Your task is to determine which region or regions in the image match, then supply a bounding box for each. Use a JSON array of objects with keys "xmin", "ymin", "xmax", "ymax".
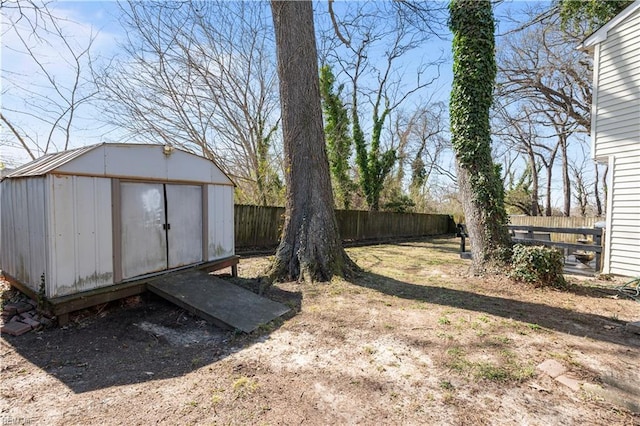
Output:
[
  {"xmin": 1, "ymin": 280, "xmax": 301, "ymax": 394},
  {"xmin": 348, "ymin": 271, "xmax": 640, "ymax": 348}
]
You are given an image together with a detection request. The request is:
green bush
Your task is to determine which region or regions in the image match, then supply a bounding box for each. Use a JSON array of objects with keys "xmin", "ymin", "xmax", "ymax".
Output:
[{"xmin": 509, "ymin": 244, "xmax": 566, "ymax": 288}]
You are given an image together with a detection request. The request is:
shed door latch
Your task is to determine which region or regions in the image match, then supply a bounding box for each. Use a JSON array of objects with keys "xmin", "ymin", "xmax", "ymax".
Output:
[{"xmin": 163, "ymin": 223, "xmax": 171, "ymax": 231}]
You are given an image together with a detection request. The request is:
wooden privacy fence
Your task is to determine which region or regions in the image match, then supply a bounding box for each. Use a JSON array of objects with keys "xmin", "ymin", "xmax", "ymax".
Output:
[
  {"xmin": 508, "ymin": 216, "xmax": 602, "ymax": 243},
  {"xmin": 234, "ymin": 205, "xmax": 455, "ymax": 249}
]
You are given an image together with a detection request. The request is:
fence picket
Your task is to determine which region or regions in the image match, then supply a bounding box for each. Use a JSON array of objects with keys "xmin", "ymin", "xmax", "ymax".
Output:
[{"xmin": 234, "ymin": 205, "xmax": 455, "ymax": 248}]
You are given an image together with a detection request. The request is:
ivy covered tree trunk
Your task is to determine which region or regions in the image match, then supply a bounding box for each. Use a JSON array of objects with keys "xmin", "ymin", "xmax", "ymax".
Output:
[
  {"xmin": 319, "ymin": 65, "xmax": 355, "ymax": 210},
  {"xmin": 269, "ymin": 0, "xmax": 355, "ymax": 283},
  {"xmin": 352, "ymin": 96, "xmax": 395, "ymax": 211},
  {"xmin": 449, "ymin": 0, "xmax": 511, "ymax": 273}
]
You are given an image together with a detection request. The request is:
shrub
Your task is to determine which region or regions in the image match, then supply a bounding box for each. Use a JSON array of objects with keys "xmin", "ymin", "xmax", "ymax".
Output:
[{"xmin": 509, "ymin": 244, "xmax": 566, "ymax": 288}]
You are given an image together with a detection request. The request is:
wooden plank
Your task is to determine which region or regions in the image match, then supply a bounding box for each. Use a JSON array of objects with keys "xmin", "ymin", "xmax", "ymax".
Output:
[
  {"xmin": 198, "ymin": 255, "xmax": 240, "ymax": 277},
  {"xmin": 148, "ymin": 270, "xmax": 290, "ymax": 333},
  {"xmin": 511, "ymin": 238, "xmax": 602, "ymax": 253},
  {"xmin": 508, "ymin": 225, "xmax": 603, "ymax": 236},
  {"xmin": 49, "ymin": 281, "xmax": 147, "ymax": 315}
]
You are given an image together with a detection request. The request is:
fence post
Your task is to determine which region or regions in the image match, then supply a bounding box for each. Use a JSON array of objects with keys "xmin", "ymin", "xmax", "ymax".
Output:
[{"xmin": 595, "ymin": 228, "xmax": 603, "ymax": 272}]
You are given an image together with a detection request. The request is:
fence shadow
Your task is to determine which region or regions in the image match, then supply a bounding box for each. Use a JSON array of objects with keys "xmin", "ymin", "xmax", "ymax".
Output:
[{"xmin": 347, "ymin": 271, "xmax": 640, "ymax": 348}]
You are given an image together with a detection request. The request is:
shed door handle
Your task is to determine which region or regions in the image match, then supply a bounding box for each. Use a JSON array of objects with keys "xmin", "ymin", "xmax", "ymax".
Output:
[{"xmin": 163, "ymin": 223, "xmax": 171, "ymax": 230}]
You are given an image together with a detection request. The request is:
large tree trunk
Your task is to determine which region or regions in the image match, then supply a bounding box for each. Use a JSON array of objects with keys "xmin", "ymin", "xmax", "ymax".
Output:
[
  {"xmin": 269, "ymin": 0, "xmax": 355, "ymax": 283},
  {"xmin": 449, "ymin": 0, "xmax": 511, "ymax": 274}
]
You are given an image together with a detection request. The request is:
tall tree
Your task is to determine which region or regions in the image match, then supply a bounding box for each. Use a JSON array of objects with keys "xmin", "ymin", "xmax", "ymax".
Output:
[
  {"xmin": 449, "ymin": 0, "xmax": 510, "ymax": 273},
  {"xmin": 321, "ymin": 2, "xmax": 442, "ymax": 210},
  {"xmin": 496, "ymin": 6, "xmax": 596, "ymax": 217},
  {"xmin": 97, "ymin": 1, "xmax": 282, "ymax": 205},
  {"xmin": 319, "ymin": 64, "xmax": 356, "ymax": 209},
  {"xmin": 269, "ymin": 0, "xmax": 355, "ymax": 283},
  {"xmin": 558, "ymin": 0, "xmax": 632, "ymax": 31}
]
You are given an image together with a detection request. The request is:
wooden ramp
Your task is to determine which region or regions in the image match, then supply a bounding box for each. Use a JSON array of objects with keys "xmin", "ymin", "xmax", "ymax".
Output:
[{"xmin": 147, "ymin": 270, "xmax": 290, "ymax": 333}]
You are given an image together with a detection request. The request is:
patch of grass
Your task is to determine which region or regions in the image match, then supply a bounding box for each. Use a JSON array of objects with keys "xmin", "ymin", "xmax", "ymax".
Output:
[
  {"xmin": 474, "ymin": 362, "xmax": 510, "ymax": 381},
  {"xmin": 363, "ymin": 345, "xmax": 377, "ymax": 355},
  {"xmin": 527, "ymin": 323, "xmax": 542, "ymax": 331},
  {"xmin": 436, "ymin": 331, "xmax": 454, "ymax": 340},
  {"xmin": 438, "ymin": 316, "xmax": 451, "ymax": 326},
  {"xmin": 191, "ymin": 357, "xmax": 202, "ymax": 368},
  {"xmin": 233, "ymin": 376, "xmax": 259, "ymax": 397},
  {"xmin": 473, "ymin": 350, "xmax": 535, "ymax": 383},
  {"xmin": 442, "ymin": 391, "xmax": 456, "ymax": 405},
  {"xmin": 444, "ymin": 347, "xmax": 469, "ymax": 372},
  {"xmin": 442, "ymin": 346, "xmax": 534, "ymax": 383},
  {"xmin": 477, "ymin": 314, "xmax": 490, "ymax": 323},
  {"xmin": 494, "ymin": 336, "xmax": 512, "ymax": 345},
  {"xmin": 211, "ymin": 392, "xmax": 223, "ymax": 406},
  {"xmin": 439, "ymin": 380, "xmax": 454, "ymax": 390}
]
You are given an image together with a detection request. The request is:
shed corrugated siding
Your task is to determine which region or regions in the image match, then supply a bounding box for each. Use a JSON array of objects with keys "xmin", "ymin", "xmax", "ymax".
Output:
[
  {"xmin": 47, "ymin": 175, "xmax": 114, "ymax": 297},
  {"xmin": 56, "ymin": 144, "xmax": 233, "ymax": 185},
  {"xmin": 0, "ymin": 177, "xmax": 47, "ymax": 291},
  {"xmin": 608, "ymin": 155, "xmax": 640, "ymax": 276},
  {"xmin": 593, "ymin": 8, "xmax": 640, "ymax": 159},
  {"xmin": 207, "ymin": 185, "xmax": 234, "ymax": 260}
]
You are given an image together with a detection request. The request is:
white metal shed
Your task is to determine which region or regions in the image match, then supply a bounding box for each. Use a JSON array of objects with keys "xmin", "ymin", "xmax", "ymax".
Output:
[{"xmin": 0, "ymin": 143, "xmax": 236, "ymax": 302}]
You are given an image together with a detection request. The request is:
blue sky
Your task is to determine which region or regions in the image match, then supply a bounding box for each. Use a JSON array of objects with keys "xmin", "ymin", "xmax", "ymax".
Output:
[
  {"xmin": 4, "ymin": 0, "xmax": 584, "ymax": 212},
  {"xmin": 1, "ymin": 1, "xmax": 552, "ymax": 166}
]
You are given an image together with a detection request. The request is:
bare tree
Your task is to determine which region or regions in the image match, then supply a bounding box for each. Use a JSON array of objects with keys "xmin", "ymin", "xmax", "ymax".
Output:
[
  {"xmin": 2, "ymin": 1, "xmax": 98, "ymax": 161},
  {"xmin": 496, "ymin": 6, "xmax": 601, "ymax": 217},
  {"xmin": 96, "ymin": 1, "xmax": 282, "ymax": 205},
  {"xmin": 493, "ymin": 102, "xmax": 542, "ymax": 216},
  {"xmin": 569, "ymin": 156, "xmax": 591, "ymax": 217},
  {"xmin": 320, "ymin": 1, "xmax": 443, "ymax": 211},
  {"xmin": 268, "ymin": 0, "xmax": 355, "ymax": 283},
  {"xmin": 390, "ymin": 104, "xmax": 453, "ymax": 197}
]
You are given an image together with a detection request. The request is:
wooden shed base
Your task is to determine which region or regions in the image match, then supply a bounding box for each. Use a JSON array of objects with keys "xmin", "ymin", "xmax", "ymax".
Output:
[{"xmin": 2, "ymin": 256, "xmax": 239, "ymax": 326}]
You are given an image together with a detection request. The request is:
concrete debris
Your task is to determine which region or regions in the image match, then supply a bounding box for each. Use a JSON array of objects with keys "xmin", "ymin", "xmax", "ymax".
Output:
[{"xmin": 1, "ymin": 293, "xmax": 55, "ymax": 337}]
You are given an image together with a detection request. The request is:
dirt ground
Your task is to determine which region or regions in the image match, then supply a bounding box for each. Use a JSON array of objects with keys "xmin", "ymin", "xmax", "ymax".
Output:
[{"xmin": 1, "ymin": 237, "xmax": 639, "ymax": 425}]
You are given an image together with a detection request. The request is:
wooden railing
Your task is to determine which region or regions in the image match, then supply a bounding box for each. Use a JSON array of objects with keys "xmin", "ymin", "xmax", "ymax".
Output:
[
  {"xmin": 508, "ymin": 225, "xmax": 604, "ymax": 272},
  {"xmin": 508, "ymin": 216, "xmax": 601, "ymax": 243}
]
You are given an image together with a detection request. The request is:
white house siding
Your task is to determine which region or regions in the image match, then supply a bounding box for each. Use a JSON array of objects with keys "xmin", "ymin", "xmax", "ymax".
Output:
[
  {"xmin": 605, "ymin": 155, "xmax": 640, "ymax": 276},
  {"xmin": 592, "ymin": 8, "xmax": 640, "ymax": 160},
  {"xmin": 207, "ymin": 184, "xmax": 234, "ymax": 260},
  {"xmin": 589, "ymin": 5, "xmax": 640, "ymax": 277},
  {"xmin": 47, "ymin": 175, "xmax": 113, "ymax": 298},
  {"xmin": 0, "ymin": 177, "xmax": 47, "ymax": 291}
]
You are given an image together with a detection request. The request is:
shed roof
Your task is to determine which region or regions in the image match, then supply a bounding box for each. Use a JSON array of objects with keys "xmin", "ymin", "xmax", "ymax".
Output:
[
  {"xmin": 3, "ymin": 144, "xmax": 99, "ymax": 179},
  {"xmin": 2, "ymin": 143, "xmax": 234, "ymax": 186},
  {"xmin": 579, "ymin": 0, "xmax": 640, "ymax": 50}
]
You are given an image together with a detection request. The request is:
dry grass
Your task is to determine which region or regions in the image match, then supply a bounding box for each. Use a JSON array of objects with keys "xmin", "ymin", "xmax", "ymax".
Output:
[{"xmin": 1, "ymin": 237, "xmax": 639, "ymax": 425}]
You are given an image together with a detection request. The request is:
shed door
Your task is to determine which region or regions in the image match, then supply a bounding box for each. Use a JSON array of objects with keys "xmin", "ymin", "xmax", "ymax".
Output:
[
  {"xmin": 120, "ymin": 182, "xmax": 203, "ymax": 280},
  {"xmin": 121, "ymin": 183, "xmax": 167, "ymax": 279},
  {"xmin": 166, "ymin": 184, "xmax": 202, "ymax": 269}
]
